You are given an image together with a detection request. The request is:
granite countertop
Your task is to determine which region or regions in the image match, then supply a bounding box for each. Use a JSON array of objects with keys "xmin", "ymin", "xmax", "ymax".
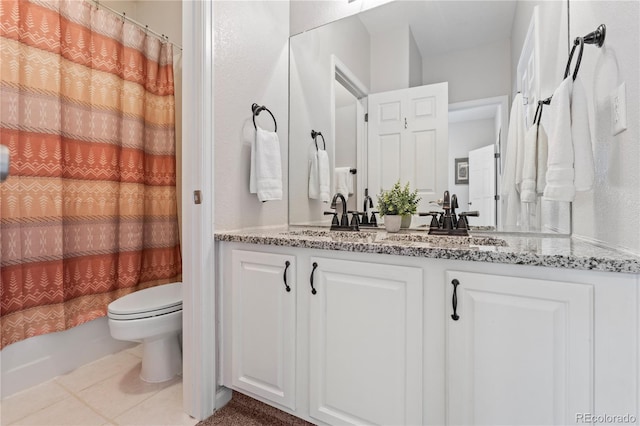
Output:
[{"xmin": 214, "ymin": 227, "xmax": 640, "ymax": 274}]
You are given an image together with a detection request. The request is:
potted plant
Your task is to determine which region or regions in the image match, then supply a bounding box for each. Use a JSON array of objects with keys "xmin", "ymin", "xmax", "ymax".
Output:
[{"xmin": 377, "ymin": 181, "xmax": 421, "ymax": 232}]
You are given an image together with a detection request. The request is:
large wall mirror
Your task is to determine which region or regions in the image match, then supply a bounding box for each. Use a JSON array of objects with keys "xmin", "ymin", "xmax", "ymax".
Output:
[{"xmin": 290, "ymin": 0, "xmax": 571, "ymax": 233}]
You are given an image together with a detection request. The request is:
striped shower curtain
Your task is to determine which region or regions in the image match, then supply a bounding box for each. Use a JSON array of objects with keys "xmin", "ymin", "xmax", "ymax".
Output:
[{"xmin": 0, "ymin": 0, "xmax": 182, "ymax": 348}]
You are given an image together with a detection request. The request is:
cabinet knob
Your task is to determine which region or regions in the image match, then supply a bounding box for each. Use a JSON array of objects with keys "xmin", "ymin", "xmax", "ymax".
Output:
[
  {"xmin": 451, "ymin": 279, "xmax": 460, "ymax": 321},
  {"xmin": 283, "ymin": 261, "xmax": 291, "ymax": 292}
]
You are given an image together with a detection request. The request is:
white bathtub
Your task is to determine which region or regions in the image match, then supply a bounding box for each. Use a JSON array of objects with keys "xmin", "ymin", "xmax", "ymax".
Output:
[{"xmin": 1, "ymin": 317, "xmax": 133, "ymax": 398}]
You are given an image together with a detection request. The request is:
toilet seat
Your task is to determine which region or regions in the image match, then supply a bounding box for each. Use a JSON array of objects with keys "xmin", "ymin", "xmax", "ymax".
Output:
[{"xmin": 108, "ymin": 282, "xmax": 182, "ymax": 321}]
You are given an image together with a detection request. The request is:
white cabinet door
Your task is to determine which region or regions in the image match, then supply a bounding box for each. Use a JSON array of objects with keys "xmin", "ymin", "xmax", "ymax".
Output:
[
  {"xmin": 446, "ymin": 271, "xmax": 593, "ymax": 426},
  {"xmin": 308, "ymin": 257, "xmax": 423, "ymax": 425},
  {"xmin": 368, "ymin": 82, "xmax": 448, "ymax": 211},
  {"xmin": 231, "ymin": 250, "xmax": 296, "ymax": 410}
]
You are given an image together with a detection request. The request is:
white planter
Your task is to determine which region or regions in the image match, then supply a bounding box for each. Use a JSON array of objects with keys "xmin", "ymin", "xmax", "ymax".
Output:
[{"xmin": 384, "ymin": 215, "xmax": 402, "ymax": 233}]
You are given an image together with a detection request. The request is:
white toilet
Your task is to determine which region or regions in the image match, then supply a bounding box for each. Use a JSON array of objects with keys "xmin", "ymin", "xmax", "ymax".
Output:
[{"xmin": 107, "ymin": 282, "xmax": 183, "ymax": 383}]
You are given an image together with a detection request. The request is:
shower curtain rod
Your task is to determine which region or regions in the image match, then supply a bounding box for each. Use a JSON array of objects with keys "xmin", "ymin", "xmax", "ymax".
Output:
[{"xmin": 86, "ymin": 0, "xmax": 183, "ymax": 51}]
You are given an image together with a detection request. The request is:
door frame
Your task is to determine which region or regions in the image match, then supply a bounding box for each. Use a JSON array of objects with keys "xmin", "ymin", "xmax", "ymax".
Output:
[
  {"xmin": 182, "ymin": 0, "xmax": 224, "ymax": 420},
  {"xmin": 449, "ymin": 95, "xmax": 508, "ymax": 228},
  {"xmin": 330, "ymin": 55, "xmax": 369, "ymax": 209}
]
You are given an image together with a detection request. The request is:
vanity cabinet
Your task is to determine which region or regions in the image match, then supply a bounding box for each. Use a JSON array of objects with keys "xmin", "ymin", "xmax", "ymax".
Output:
[
  {"xmin": 219, "ymin": 241, "xmax": 639, "ymax": 426},
  {"xmin": 445, "ymin": 271, "xmax": 593, "ymax": 425},
  {"xmin": 228, "ymin": 250, "xmax": 296, "ymax": 410},
  {"xmin": 308, "ymin": 257, "xmax": 423, "ymax": 425}
]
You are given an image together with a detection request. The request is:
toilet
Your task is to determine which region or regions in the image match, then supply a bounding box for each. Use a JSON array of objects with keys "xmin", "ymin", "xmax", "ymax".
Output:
[{"xmin": 107, "ymin": 282, "xmax": 183, "ymax": 383}]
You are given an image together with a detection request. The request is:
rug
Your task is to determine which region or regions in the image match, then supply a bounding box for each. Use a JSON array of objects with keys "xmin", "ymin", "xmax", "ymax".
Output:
[{"xmin": 196, "ymin": 392, "xmax": 314, "ymax": 426}]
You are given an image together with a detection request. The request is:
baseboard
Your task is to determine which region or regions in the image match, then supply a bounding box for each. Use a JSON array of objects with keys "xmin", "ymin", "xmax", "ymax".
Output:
[
  {"xmin": 215, "ymin": 386, "xmax": 233, "ymax": 410},
  {"xmin": 0, "ymin": 317, "xmax": 133, "ymax": 399}
]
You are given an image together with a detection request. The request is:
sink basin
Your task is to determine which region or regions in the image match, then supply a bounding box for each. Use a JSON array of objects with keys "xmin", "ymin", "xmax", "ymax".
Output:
[
  {"xmin": 284, "ymin": 229, "xmax": 380, "ymax": 243},
  {"xmin": 283, "ymin": 229, "xmax": 507, "ymax": 247},
  {"xmin": 383, "ymin": 233, "xmax": 508, "ymax": 247}
]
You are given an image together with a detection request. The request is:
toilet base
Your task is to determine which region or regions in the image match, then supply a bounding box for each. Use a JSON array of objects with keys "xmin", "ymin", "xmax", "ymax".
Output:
[{"xmin": 140, "ymin": 334, "xmax": 182, "ymax": 383}]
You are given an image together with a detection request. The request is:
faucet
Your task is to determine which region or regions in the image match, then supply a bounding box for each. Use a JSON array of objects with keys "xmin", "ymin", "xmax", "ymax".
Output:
[
  {"xmin": 330, "ymin": 193, "xmax": 349, "ymax": 227},
  {"xmin": 360, "ymin": 188, "xmax": 378, "ymax": 227},
  {"xmin": 427, "ymin": 190, "xmax": 479, "ymax": 236}
]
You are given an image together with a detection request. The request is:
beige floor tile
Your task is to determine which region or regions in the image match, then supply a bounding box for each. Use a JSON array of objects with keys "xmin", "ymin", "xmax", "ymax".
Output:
[
  {"xmin": 124, "ymin": 344, "xmax": 144, "ymax": 359},
  {"xmin": 76, "ymin": 363, "xmax": 174, "ymax": 419},
  {"xmin": 55, "ymin": 351, "xmax": 141, "ymax": 393},
  {"xmin": 0, "ymin": 381, "xmax": 71, "ymax": 426},
  {"xmin": 113, "ymin": 381, "xmax": 196, "ymax": 426},
  {"xmin": 11, "ymin": 396, "xmax": 109, "ymax": 426}
]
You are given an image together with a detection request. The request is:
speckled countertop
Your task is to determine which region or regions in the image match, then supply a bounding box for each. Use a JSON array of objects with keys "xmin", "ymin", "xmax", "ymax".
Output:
[{"xmin": 215, "ymin": 227, "xmax": 640, "ymax": 274}]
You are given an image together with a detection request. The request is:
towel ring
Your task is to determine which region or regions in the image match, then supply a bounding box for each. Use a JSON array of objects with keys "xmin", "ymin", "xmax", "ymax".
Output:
[
  {"xmin": 564, "ymin": 37, "xmax": 585, "ymax": 81},
  {"xmin": 252, "ymin": 103, "xmax": 277, "ymax": 132},
  {"xmin": 311, "ymin": 130, "xmax": 326, "ymax": 151}
]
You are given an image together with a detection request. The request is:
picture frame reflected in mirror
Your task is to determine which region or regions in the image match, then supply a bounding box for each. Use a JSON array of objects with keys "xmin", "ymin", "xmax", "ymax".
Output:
[{"xmin": 455, "ymin": 157, "xmax": 469, "ymax": 185}]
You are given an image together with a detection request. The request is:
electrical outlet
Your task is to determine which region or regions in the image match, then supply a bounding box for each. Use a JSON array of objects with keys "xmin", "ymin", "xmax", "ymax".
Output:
[{"xmin": 611, "ymin": 82, "xmax": 627, "ymax": 135}]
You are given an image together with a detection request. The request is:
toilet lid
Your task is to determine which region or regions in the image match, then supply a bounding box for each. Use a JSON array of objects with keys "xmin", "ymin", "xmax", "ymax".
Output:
[{"xmin": 108, "ymin": 282, "xmax": 182, "ymax": 319}]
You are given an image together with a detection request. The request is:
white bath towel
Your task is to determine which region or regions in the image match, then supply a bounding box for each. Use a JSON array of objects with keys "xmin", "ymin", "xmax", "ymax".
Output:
[
  {"xmin": 500, "ymin": 93, "xmax": 526, "ymax": 228},
  {"xmin": 334, "ymin": 167, "xmax": 353, "ymax": 202},
  {"xmin": 520, "ymin": 125, "xmax": 539, "ymax": 203},
  {"xmin": 572, "ymin": 76, "xmax": 594, "ymax": 191},
  {"xmin": 543, "ymin": 77, "xmax": 575, "ymax": 202},
  {"xmin": 250, "ymin": 126, "xmax": 282, "ymax": 202},
  {"xmin": 309, "ymin": 150, "xmax": 330, "ymax": 203},
  {"xmin": 521, "ymin": 121, "xmax": 549, "ymax": 203}
]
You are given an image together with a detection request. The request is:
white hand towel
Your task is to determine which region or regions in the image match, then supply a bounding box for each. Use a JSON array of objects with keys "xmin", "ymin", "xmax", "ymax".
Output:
[
  {"xmin": 309, "ymin": 150, "xmax": 330, "ymax": 203},
  {"xmin": 572, "ymin": 76, "xmax": 594, "ymax": 191},
  {"xmin": 500, "ymin": 93, "xmax": 526, "ymax": 229},
  {"xmin": 521, "ymin": 121, "xmax": 549, "ymax": 203},
  {"xmin": 334, "ymin": 167, "xmax": 353, "ymax": 202},
  {"xmin": 251, "ymin": 126, "xmax": 282, "ymax": 202},
  {"xmin": 308, "ymin": 153, "xmax": 319, "ymax": 199},
  {"xmin": 543, "ymin": 77, "xmax": 575, "ymax": 202}
]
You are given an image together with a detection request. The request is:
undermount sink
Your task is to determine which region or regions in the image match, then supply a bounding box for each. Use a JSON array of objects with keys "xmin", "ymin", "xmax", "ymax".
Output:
[
  {"xmin": 284, "ymin": 229, "xmax": 508, "ymax": 247},
  {"xmin": 284, "ymin": 229, "xmax": 381, "ymax": 243},
  {"xmin": 383, "ymin": 233, "xmax": 508, "ymax": 247}
]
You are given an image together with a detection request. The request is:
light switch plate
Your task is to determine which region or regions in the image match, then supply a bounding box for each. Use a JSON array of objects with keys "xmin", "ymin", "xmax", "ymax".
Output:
[{"xmin": 612, "ymin": 82, "xmax": 627, "ymax": 135}]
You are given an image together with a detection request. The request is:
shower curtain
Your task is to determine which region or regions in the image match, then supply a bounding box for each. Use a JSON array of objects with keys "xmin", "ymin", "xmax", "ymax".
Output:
[{"xmin": 0, "ymin": 0, "xmax": 182, "ymax": 348}]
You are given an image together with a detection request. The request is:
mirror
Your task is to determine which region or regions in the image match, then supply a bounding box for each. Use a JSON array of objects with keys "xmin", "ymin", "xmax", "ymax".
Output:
[{"xmin": 289, "ymin": 0, "xmax": 570, "ymax": 233}]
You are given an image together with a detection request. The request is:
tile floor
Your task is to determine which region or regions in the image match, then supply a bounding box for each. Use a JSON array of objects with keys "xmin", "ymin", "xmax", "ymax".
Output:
[{"xmin": 0, "ymin": 345, "xmax": 197, "ymax": 426}]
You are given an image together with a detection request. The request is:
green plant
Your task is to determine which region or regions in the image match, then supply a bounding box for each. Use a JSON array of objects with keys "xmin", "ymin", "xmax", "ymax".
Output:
[{"xmin": 376, "ymin": 181, "xmax": 421, "ymax": 217}]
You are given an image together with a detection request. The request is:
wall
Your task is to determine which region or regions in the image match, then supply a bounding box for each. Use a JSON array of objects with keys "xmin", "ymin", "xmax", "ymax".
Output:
[
  {"xmin": 409, "ymin": 29, "xmax": 423, "ymax": 88},
  {"xmin": 370, "ymin": 26, "xmax": 410, "ymax": 93},
  {"xmin": 290, "ymin": 0, "xmax": 394, "ymax": 36},
  {"xmin": 448, "ymin": 118, "xmax": 497, "ymax": 211},
  {"xmin": 289, "ymin": 14, "xmax": 370, "ymax": 225},
  {"xmin": 423, "ymin": 39, "xmax": 512, "ymax": 104},
  {"xmin": 213, "ymin": 1, "xmax": 290, "ymax": 231},
  {"xmin": 568, "ymin": 1, "xmax": 640, "ymax": 253}
]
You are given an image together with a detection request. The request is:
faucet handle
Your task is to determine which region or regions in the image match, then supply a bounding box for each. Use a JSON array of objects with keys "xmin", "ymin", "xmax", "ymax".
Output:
[
  {"xmin": 369, "ymin": 211, "xmax": 379, "ymax": 227},
  {"xmin": 324, "ymin": 211, "xmax": 339, "ymax": 227},
  {"xmin": 348, "ymin": 211, "xmax": 361, "ymax": 231}
]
